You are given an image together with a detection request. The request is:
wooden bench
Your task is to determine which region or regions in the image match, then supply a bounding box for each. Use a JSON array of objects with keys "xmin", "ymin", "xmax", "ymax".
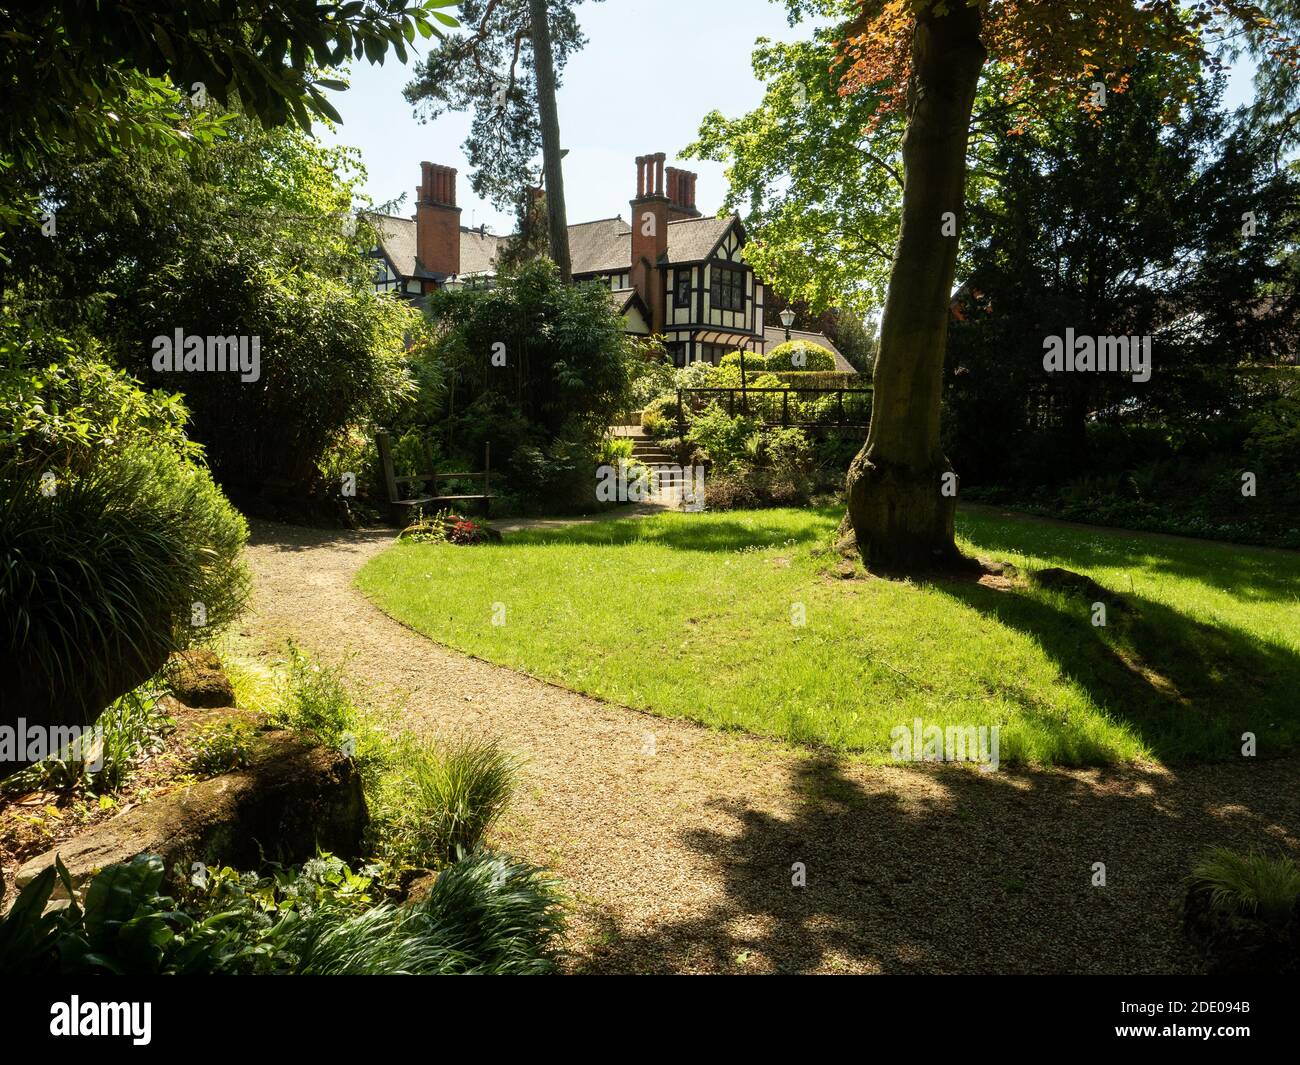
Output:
[{"xmin": 375, "ymin": 431, "xmax": 493, "ymax": 524}]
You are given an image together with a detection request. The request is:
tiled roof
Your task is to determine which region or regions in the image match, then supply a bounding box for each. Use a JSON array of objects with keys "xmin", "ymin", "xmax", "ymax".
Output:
[
  {"xmin": 460, "ymin": 226, "xmax": 505, "ymax": 276},
  {"xmin": 366, "ymin": 213, "xmax": 427, "ymax": 279},
  {"xmin": 606, "ymin": 287, "xmax": 645, "ymax": 313},
  {"xmin": 368, "ymin": 208, "xmax": 748, "ymax": 284},
  {"xmin": 762, "ymin": 326, "xmax": 857, "ymax": 374},
  {"xmin": 365, "ymin": 213, "xmax": 506, "ymax": 279},
  {"xmin": 569, "ymin": 216, "xmax": 632, "ymax": 275},
  {"xmin": 665, "ymin": 215, "xmax": 735, "ymax": 264}
]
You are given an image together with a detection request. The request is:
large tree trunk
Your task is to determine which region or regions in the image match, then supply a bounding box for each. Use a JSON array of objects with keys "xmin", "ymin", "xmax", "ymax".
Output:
[
  {"xmin": 843, "ymin": 4, "xmax": 986, "ymax": 572},
  {"xmin": 527, "ymin": 0, "xmax": 572, "ymax": 283}
]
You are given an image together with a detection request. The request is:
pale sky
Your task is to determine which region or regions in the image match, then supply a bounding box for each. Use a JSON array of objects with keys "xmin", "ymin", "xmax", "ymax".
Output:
[
  {"xmin": 318, "ymin": 0, "xmax": 1260, "ymax": 236},
  {"xmin": 316, "ymin": 0, "xmax": 829, "ymax": 233}
]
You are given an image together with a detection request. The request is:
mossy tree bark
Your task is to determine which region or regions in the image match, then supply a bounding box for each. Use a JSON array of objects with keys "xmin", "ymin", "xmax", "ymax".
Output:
[{"xmin": 843, "ymin": 4, "xmax": 986, "ymax": 572}]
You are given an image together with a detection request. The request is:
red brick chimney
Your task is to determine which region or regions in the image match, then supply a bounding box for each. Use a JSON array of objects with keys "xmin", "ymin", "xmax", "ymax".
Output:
[
  {"xmin": 416, "ymin": 161, "xmax": 461, "ymax": 287},
  {"xmin": 665, "ymin": 166, "xmax": 701, "ymax": 221},
  {"xmin": 630, "ymin": 153, "xmax": 670, "ymax": 332}
]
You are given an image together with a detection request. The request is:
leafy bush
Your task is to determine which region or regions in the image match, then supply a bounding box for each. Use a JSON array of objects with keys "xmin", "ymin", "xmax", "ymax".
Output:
[
  {"xmin": 719, "ymin": 350, "xmax": 768, "ymax": 372},
  {"xmin": 641, "ymin": 394, "xmax": 681, "ymax": 437},
  {"xmin": 1246, "ymin": 395, "xmax": 1300, "ymax": 474},
  {"xmin": 625, "ymin": 345, "xmax": 675, "ymax": 409},
  {"xmin": 1, "ymin": 342, "xmax": 249, "ymax": 776},
  {"xmin": 416, "ymin": 260, "xmax": 634, "ymax": 510},
  {"xmin": 701, "ymin": 469, "xmax": 767, "ymax": 510},
  {"xmin": 126, "ymin": 245, "xmax": 418, "ymax": 498},
  {"xmin": 598, "ymin": 437, "xmax": 635, "ymax": 464},
  {"xmin": 0, "ymin": 849, "xmax": 565, "ymax": 976},
  {"xmin": 672, "ymin": 362, "xmax": 716, "ymax": 392},
  {"xmin": 766, "ymin": 426, "xmax": 814, "ymax": 482},
  {"xmin": 765, "ymin": 340, "xmax": 837, "ymax": 371},
  {"xmin": 686, "ymin": 403, "xmax": 761, "ymax": 472}
]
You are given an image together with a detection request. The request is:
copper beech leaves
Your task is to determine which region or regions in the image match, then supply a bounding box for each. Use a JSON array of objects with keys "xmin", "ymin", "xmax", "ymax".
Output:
[{"xmin": 836, "ymin": 0, "xmax": 1299, "ymax": 130}]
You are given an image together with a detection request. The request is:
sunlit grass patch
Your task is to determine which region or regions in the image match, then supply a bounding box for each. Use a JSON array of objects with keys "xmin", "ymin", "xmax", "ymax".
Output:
[{"xmin": 356, "ymin": 507, "xmax": 1300, "ymax": 766}]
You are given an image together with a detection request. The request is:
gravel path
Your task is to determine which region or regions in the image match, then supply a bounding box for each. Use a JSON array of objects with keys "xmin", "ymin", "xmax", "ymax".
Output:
[{"xmin": 236, "ymin": 517, "xmax": 1300, "ymax": 974}]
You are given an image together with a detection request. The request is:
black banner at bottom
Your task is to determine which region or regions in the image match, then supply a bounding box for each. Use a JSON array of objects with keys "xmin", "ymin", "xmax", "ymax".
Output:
[{"xmin": 3, "ymin": 977, "xmax": 1290, "ymax": 1052}]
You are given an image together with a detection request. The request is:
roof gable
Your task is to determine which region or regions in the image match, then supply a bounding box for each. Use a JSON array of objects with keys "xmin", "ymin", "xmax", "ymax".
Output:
[{"xmin": 666, "ymin": 214, "xmax": 738, "ymax": 264}]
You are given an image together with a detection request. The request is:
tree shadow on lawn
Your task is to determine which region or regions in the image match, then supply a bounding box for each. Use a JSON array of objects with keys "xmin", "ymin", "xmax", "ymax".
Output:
[
  {"xmin": 957, "ymin": 509, "xmax": 1300, "ymax": 606},
  {"xmin": 575, "ymin": 753, "xmax": 1300, "ymax": 975},
  {"xmin": 513, "ymin": 512, "xmax": 840, "ymax": 553},
  {"xmin": 933, "ymin": 578, "xmax": 1300, "ymax": 762}
]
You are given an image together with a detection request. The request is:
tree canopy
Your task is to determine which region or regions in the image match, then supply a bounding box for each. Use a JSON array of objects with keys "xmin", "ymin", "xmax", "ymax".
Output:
[{"xmin": 403, "ymin": 0, "xmax": 599, "ymax": 210}]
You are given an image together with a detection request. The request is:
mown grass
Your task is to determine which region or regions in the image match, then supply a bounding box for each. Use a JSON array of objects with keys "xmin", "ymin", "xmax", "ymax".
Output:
[{"xmin": 355, "ymin": 507, "xmax": 1300, "ymax": 766}]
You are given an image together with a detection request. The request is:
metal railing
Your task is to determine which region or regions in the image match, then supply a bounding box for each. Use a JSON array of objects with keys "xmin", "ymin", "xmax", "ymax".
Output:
[{"xmin": 677, "ymin": 386, "xmax": 872, "ymax": 431}]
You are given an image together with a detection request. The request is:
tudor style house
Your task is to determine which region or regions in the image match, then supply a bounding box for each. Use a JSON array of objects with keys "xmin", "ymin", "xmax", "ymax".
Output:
[{"xmin": 367, "ymin": 154, "xmax": 854, "ymax": 372}]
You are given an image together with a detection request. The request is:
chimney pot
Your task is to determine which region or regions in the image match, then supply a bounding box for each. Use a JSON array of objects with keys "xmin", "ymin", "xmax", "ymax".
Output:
[{"xmin": 415, "ymin": 161, "xmax": 461, "ymax": 281}]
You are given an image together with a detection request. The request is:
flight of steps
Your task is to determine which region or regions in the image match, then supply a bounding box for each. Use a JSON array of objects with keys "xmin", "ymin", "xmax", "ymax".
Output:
[{"xmin": 609, "ymin": 423, "xmax": 692, "ymax": 501}]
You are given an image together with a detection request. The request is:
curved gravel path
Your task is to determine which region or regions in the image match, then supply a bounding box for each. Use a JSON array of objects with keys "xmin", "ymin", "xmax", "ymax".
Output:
[{"xmin": 236, "ymin": 518, "xmax": 1300, "ymax": 974}]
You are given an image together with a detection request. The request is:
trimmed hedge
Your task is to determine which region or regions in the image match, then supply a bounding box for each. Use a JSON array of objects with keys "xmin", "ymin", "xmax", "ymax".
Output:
[
  {"xmin": 719, "ymin": 351, "xmax": 768, "ymax": 372},
  {"xmin": 766, "ymin": 340, "xmax": 837, "ymax": 372}
]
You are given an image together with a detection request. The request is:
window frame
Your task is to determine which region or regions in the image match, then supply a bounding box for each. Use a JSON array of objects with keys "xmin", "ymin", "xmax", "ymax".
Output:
[
  {"xmin": 710, "ymin": 264, "xmax": 746, "ymax": 312},
  {"xmin": 673, "ymin": 268, "xmax": 692, "ymax": 309}
]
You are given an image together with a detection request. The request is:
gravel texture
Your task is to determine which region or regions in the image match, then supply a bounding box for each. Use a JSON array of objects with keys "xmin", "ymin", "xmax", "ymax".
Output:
[{"xmin": 236, "ymin": 517, "xmax": 1300, "ymax": 974}]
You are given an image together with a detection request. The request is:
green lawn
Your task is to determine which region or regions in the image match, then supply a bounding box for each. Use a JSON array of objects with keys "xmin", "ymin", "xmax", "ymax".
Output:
[{"xmin": 355, "ymin": 507, "xmax": 1300, "ymax": 766}]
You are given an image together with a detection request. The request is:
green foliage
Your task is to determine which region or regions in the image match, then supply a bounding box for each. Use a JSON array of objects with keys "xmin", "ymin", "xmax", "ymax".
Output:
[
  {"xmin": 0, "ymin": 855, "xmax": 175, "ymax": 976},
  {"xmin": 683, "ymin": 3, "xmax": 902, "ymax": 317},
  {"xmin": 403, "ymin": 0, "xmax": 594, "ymax": 209},
  {"xmin": 1189, "ymin": 848, "xmax": 1300, "ymax": 929},
  {"xmin": 394, "ymin": 738, "xmax": 518, "ymax": 867},
  {"xmin": 766, "ymin": 426, "xmax": 814, "ymax": 479},
  {"xmin": 598, "ymin": 437, "xmax": 635, "ymax": 464},
  {"xmin": 672, "ymin": 362, "xmax": 717, "ymax": 392},
  {"xmin": 0, "ymin": 331, "xmax": 198, "ymax": 470},
  {"xmin": 0, "ymin": 848, "xmax": 565, "ymax": 976},
  {"xmin": 625, "ymin": 345, "xmax": 675, "ymax": 410},
  {"xmin": 687, "ymin": 403, "xmax": 762, "ymax": 473},
  {"xmin": 765, "ymin": 341, "xmax": 836, "ymax": 372},
  {"xmin": 719, "ymin": 350, "xmax": 768, "ymax": 372},
  {"xmin": 1, "ymin": 341, "xmax": 249, "ymax": 769},
  {"xmin": 2, "ymin": 686, "xmax": 174, "ymax": 797},
  {"xmin": 0, "ymin": 439, "xmax": 249, "ymax": 683},
  {"xmin": 1246, "ymin": 394, "xmax": 1300, "ymax": 474},
  {"xmin": 946, "ymin": 62, "xmax": 1300, "ymax": 504},
  {"xmin": 6, "ymin": 102, "xmax": 421, "ymax": 506},
  {"xmin": 132, "ymin": 260, "xmax": 417, "ymax": 493},
  {"xmin": 641, "ymin": 394, "xmax": 682, "ymax": 438},
  {"xmin": 419, "ymin": 260, "xmax": 634, "ymax": 509},
  {"xmin": 272, "ymin": 643, "xmax": 386, "ymax": 784},
  {"xmin": 408, "ymin": 849, "xmax": 566, "ymax": 975},
  {"xmin": 0, "ymin": 1, "xmax": 458, "ymax": 174},
  {"xmin": 188, "ymin": 719, "xmax": 257, "ymax": 776}
]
